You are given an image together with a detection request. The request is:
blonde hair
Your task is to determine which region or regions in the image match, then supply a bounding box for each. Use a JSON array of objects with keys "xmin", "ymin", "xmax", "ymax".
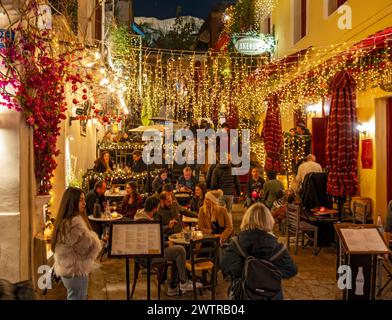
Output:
[
  {"xmin": 240, "ymin": 203, "xmax": 275, "ymax": 233},
  {"xmin": 203, "ymin": 190, "xmax": 224, "ymax": 222}
]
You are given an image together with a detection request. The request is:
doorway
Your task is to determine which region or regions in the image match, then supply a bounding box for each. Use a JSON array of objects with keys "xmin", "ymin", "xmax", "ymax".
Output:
[{"xmin": 387, "ymin": 98, "xmax": 392, "ymax": 203}]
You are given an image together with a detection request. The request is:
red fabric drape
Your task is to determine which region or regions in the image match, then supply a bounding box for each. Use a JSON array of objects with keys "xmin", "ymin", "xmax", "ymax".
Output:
[
  {"xmin": 326, "ymin": 71, "xmax": 359, "ymax": 197},
  {"xmin": 261, "ymin": 95, "xmax": 283, "ymax": 172}
]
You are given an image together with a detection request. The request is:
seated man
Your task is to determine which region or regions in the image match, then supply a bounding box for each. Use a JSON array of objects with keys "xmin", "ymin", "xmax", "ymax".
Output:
[
  {"xmin": 134, "ymin": 196, "xmax": 201, "ymax": 296},
  {"xmin": 157, "ymin": 191, "xmax": 197, "ymax": 239},
  {"xmin": 131, "ymin": 150, "xmax": 147, "ymax": 173},
  {"xmin": 86, "ymin": 180, "xmax": 107, "ymax": 237},
  {"xmin": 263, "ymin": 171, "xmax": 285, "ymax": 209},
  {"xmin": 176, "ymin": 167, "xmax": 197, "ymax": 193}
]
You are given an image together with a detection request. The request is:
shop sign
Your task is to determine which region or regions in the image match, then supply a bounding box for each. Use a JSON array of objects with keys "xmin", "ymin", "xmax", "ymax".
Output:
[
  {"xmin": 0, "ymin": 29, "xmax": 15, "ymax": 49},
  {"xmin": 381, "ymin": 63, "xmax": 392, "ymax": 92},
  {"xmin": 233, "ymin": 35, "xmax": 275, "ymax": 56}
]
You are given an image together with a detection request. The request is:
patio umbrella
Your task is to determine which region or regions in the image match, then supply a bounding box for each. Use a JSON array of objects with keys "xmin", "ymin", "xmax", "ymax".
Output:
[
  {"xmin": 261, "ymin": 95, "xmax": 283, "ymax": 173},
  {"xmin": 326, "ymin": 71, "xmax": 359, "ymax": 198}
]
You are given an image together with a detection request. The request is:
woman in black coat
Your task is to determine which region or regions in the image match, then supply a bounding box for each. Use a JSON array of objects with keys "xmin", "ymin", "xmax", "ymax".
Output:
[
  {"xmin": 93, "ymin": 150, "xmax": 114, "ymax": 173},
  {"xmin": 220, "ymin": 203, "xmax": 297, "ymax": 300}
]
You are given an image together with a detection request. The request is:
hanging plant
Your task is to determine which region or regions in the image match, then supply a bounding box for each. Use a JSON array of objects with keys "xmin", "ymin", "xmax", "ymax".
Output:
[{"xmin": 0, "ymin": 1, "xmax": 84, "ymax": 195}]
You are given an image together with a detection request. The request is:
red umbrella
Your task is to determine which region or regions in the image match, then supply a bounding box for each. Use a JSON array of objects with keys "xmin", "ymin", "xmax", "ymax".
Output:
[
  {"xmin": 262, "ymin": 95, "xmax": 283, "ymax": 172},
  {"xmin": 326, "ymin": 71, "xmax": 359, "ymax": 197}
]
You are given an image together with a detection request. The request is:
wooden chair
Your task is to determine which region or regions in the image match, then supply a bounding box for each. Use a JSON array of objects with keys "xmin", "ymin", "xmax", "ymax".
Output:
[
  {"xmin": 286, "ymin": 204, "xmax": 319, "ymax": 255},
  {"xmin": 185, "ymin": 237, "xmax": 219, "ymax": 300},
  {"xmin": 130, "ymin": 259, "xmax": 169, "ymax": 300},
  {"xmin": 352, "ymin": 202, "xmax": 369, "ymax": 224}
]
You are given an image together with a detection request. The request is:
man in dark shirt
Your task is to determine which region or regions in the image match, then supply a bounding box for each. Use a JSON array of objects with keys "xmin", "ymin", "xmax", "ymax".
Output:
[
  {"xmin": 86, "ymin": 180, "xmax": 107, "ymax": 236},
  {"xmin": 156, "ymin": 191, "xmax": 197, "ymax": 240},
  {"xmin": 176, "ymin": 167, "xmax": 197, "ymax": 193},
  {"xmin": 131, "ymin": 150, "xmax": 147, "ymax": 173}
]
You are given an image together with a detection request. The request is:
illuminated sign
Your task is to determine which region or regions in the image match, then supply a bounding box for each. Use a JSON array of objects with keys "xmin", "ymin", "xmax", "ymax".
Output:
[{"xmin": 233, "ymin": 34, "xmax": 275, "ymax": 56}]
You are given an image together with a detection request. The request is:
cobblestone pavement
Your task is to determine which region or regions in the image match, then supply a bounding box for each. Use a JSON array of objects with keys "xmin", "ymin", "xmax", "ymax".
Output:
[{"xmin": 38, "ymin": 204, "xmax": 392, "ymax": 300}]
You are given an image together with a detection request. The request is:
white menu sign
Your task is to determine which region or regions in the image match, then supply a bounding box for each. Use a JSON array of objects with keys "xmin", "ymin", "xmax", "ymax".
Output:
[
  {"xmin": 110, "ymin": 222, "xmax": 163, "ymax": 256},
  {"xmin": 340, "ymin": 228, "xmax": 389, "ymax": 253}
]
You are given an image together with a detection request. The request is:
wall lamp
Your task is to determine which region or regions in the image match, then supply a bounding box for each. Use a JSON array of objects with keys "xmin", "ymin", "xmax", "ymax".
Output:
[{"xmin": 356, "ymin": 122, "xmax": 368, "ymax": 137}]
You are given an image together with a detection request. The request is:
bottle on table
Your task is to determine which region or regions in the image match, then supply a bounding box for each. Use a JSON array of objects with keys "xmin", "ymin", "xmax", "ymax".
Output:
[
  {"xmin": 355, "ymin": 267, "xmax": 365, "ymax": 296},
  {"xmin": 377, "ymin": 214, "xmax": 384, "ymax": 234},
  {"xmin": 93, "ymin": 200, "xmax": 102, "ymax": 218}
]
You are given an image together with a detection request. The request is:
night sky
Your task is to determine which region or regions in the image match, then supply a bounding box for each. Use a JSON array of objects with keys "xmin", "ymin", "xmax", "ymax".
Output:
[{"xmin": 134, "ymin": 0, "xmax": 231, "ymax": 19}]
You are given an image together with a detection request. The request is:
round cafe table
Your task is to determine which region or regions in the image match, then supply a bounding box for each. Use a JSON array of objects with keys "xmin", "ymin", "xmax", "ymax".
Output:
[
  {"xmin": 168, "ymin": 232, "xmax": 215, "ymax": 245},
  {"xmin": 105, "ymin": 190, "xmax": 127, "ymax": 198},
  {"xmin": 88, "ymin": 213, "xmax": 123, "ymax": 261},
  {"xmin": 182, "ymin": 216, "xmax": 199, "ymax": 224},
  {"xmin": 88, "ymin": 213, "xmax": 123, "ymax": 222}
]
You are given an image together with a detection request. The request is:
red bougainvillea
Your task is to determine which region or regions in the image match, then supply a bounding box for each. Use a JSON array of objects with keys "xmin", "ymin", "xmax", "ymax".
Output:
[{"xmin": 0, "ymin": 20, "xmax": 83, "ymax": 194}]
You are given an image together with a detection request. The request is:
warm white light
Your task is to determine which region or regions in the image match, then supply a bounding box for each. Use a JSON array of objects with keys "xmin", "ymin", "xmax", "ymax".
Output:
[
  {"xmin": 94, "ymin": 51, "xmax": 101, "ymax": 60},
  {"xmin": 100, "ymin": 67, "xmax": 106, "ymax": 74},
  {"xmin": 86, "ymin": 62, "xmax": 95, "ymax": 68},
  {"xmin": 99, "ymin": 78, "xmax": 109, "ymax": 86}
]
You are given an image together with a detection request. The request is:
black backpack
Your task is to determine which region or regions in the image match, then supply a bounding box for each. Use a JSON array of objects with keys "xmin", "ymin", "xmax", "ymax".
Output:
[{"xmin": 231, "ymin": 237, "xmax": 286, "ymax": 300}]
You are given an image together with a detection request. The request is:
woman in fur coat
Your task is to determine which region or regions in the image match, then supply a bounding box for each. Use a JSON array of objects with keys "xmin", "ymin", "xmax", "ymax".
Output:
[{"xmin": 51, "ymin": 187, "xmax": 102, "ymax": 300}]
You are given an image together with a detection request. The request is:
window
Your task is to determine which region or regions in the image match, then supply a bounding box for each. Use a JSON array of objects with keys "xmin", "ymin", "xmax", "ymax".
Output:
[
  {"xmin": 326, "ymin": 0, "xmax": 348, "ymax": 16},
  {"xmin": 293, "ymin": 0, "xmax": 307, "ymax": 44}
]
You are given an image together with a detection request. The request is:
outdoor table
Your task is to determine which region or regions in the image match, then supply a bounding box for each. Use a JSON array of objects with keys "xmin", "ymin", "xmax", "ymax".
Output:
[
  {"xmin": 105, "ymin": 190, "xmax": 127, "ymax": 198},
  {"xmin": 168, "ymin": 232, "xmax": 215, "ymax": 245},
  {"xmin": 88, "ymin": 214, "xmax": 123, "ymax": 261},
  {"xmin": 182, "ymin": 216, "xmax": 199, "ymax": 224}
]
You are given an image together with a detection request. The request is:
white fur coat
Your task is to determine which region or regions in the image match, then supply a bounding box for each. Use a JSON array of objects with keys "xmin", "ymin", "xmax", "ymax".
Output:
[{"xmin": 53, "ymin": 215, "xmax": 102, "ymax": 277}]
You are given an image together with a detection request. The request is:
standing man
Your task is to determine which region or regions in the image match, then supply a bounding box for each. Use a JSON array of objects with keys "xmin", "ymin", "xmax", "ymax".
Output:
[
  {"xmin": 295, "ymin": 154, "xmax": 323, "ymax": 187},
  {"xmin": 211, "ymin": 156, "xmax": 241, "ymax": 223}
]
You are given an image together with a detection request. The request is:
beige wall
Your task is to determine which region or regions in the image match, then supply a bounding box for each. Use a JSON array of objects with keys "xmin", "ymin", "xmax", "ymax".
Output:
[
  {"xmin": 51, "ymin": 84, "xmax": 103, "ymax": 217},
  {"xmin": 270, "ymin": 0, "xmax": 392, "ymax": 218},
  {"xmin": 273, "ymin": 0, "xmax": 392, "ymax": 58}
]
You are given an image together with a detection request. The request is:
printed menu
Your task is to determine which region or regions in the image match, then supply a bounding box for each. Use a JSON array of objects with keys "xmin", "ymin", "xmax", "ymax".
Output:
[
  {"xmin": 340, "ymin": 228, "xmax": 389, "ymax": 253},
  {"xmin": 110, "ymin": 222, "xmax": 162, "ymax": 256}
]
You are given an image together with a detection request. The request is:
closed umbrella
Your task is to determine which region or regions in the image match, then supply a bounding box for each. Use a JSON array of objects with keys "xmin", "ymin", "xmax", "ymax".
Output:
[
  {"xmin": 326, "ymin": 71, "xmax": 359, "ymax": 200},
  {"xmin": 261, "ymin": 95, "xmax": 283, "ymax": 173}
]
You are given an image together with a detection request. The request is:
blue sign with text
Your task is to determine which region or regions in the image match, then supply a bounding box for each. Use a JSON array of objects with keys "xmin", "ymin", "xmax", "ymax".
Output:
[{"xmin": 0, "ymin": 29, "xmax": 15, "ymax": 49}]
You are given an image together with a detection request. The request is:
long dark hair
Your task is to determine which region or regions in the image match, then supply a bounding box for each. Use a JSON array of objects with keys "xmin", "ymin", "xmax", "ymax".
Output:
[
  {"xmin": 51, "ymin": 187, "xmax": 91, "ymax": 252},
  {"xmin": 94, "ymin": 150, "xmax": 113, "ymax": 169},
  {"xmin": 125, "ymin": 181, "xmax": 138, "ymax": 201}
]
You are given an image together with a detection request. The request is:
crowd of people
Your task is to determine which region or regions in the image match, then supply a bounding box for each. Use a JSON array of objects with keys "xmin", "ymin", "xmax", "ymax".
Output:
[{"xmin": 51, "ymin": 122, "xmax": 329, "ymax": 301}]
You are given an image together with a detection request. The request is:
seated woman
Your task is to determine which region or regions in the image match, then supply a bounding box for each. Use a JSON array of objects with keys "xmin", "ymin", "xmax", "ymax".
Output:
[
  {"xmin": 245, "ymin": 167, "xmax": 265, "ymax": 208},
  {"xmin": 198, "ymin": 190, "xmax": 233, "ymax": 245},
  {"xmin": 121, "ymin": 181, "xmax": 143, "ymax": 219},
  {"xmin": 152, "ymin": 169, "xmax": 171, "ymax": 194},
  {"xmin": 189, "ymin": 183, "xmax": 206, "ymax": 213},
  {"xmin": 220, "ymin": 203, "xmax": 297, "ymax": 300},
  {"xmin": 93, "ymin": 150, "xmax": 114, "ymax": 173}
]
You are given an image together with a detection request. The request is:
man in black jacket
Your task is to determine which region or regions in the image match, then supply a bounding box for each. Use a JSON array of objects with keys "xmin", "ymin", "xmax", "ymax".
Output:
[
  {"xmin": 211, "ymin": 159, "xmax": 241, "ymax": 222},
  {"xmin": 86, "ymin": 180, "xmax": 107, "ymax": 236}
]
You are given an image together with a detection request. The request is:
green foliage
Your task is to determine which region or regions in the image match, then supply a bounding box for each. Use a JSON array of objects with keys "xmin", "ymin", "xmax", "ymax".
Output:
[
  {"xmin": 109, "ymin": 25, "xmax": 141, "ymax": 56},
  {"xmin": 230, "ymin": 0, "xmax": 256, "ymax": 34}
]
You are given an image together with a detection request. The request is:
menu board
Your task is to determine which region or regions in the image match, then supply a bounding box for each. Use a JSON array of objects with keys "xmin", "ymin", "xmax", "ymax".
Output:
[
  {"xmin": 337, "ymin": 225, "xmax": 390, "ymax": 254},
  {"xmin": 109, "ymin": 221, "xmax": 163, "ymax": 257}
]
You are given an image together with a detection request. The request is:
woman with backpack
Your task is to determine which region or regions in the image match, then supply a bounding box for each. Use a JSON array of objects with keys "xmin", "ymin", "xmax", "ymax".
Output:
[{"xmin": 220, "ymin": 202, "xmax": 297, "ymax": 300}]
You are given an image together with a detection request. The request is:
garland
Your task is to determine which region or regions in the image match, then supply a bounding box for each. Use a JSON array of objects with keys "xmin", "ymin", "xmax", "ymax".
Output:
[{"xmin": 0, "ymin": 2, "xmax": 85, "ymax": 194}]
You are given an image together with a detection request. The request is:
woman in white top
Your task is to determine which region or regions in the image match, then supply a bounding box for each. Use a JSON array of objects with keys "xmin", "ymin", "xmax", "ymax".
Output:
[{"xmin": 52, "ymin": 187, "xmax": 101, "ymax": 300}]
